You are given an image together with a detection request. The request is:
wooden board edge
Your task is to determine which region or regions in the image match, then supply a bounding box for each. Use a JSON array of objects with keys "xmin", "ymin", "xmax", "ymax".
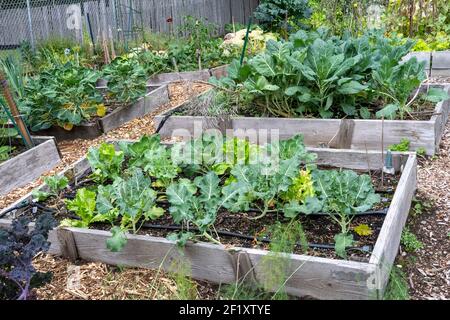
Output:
[{"xmin": 369, "ymin": 154, "xmax": 417, "ymax": 296}]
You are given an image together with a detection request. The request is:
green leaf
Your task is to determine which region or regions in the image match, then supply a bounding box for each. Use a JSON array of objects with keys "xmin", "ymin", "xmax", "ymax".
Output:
[
  {"xmin": 338, "ymin": 81, "xmax": 367, "ymax": 94},
  {"xmin": 423, "ymin": 87, "xmax": 449, "ymax": 103},
  {"xmin": 167, "ymin": 232, "xmax": 194, "ymax": 247},
  {"xmin": 376, "ymin": 103, "xmax": 399, "ymax": 119},
  {"xmin": 334, "ymin": 233, "xmax": 354, "ymax": 258},
  {"xmin": 252, "ymin": 54, "xmax": 277, "ymax": 77},
  {"xmin": 359, "ymin": 107, "xmax": 371, "ymax": 119},
  {"xmin": 106, "ymin": 227, "xmax": 127, "ymax": 252}
]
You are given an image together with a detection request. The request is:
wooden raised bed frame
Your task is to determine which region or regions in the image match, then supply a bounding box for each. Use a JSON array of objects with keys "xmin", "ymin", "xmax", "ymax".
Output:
[
  {"xmin": 33, "ymin": 85, "xmax": 170, "ymax": 141},
  {"xmin": 0, "ymin": 136, "xmax": 61, "ymax": 195},
  {"xmin": 0, "ymin": 146, "xmax": 417, "ymax": 300},
  {"xmin": 154, "ymin": 84, "xmax": 450, "ymax": 155}
]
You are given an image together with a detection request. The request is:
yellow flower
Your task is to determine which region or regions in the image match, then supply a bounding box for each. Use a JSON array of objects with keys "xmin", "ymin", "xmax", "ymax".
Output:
[
  {"xmin": 63, "ymin": 123, "xmax": 74, "ymax": 131},
  {"xmin": 96, "ymin": 104, "xmax": 107, "ymax": 117}
]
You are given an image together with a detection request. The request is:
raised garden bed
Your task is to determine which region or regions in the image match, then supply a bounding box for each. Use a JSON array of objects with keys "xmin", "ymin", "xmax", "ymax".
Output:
[
  {"xmin": 154, "ymin": 84, "xmax": 450, "ymax": 155},
  {"xmin": 0, "ymin": 139, "xmax": 416, "ymax": 300},
  {"xmin": 33, "ymin": 85, "xmax": 170, "ymax": 141},
  {"xmin": 0, "ymin": 136, "xmax": 61, "ymax": 195}
]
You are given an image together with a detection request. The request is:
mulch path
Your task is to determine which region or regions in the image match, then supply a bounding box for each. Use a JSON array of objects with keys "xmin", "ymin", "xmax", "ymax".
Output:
[{"xmin": 399, "ymin": 125, "xmax": 450, "ymax": 300}]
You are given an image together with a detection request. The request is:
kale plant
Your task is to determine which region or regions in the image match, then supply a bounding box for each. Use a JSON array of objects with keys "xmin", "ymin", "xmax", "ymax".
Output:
[{"xmin": 0, "ymin": 213, "xmax": 56, "ymax": 300}]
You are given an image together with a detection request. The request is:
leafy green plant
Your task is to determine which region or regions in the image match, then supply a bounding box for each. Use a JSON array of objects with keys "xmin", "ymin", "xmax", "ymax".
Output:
[
  {"xmin": 254, "ymin": 0, "xmax": 312, "ymax": 36},
  {"xmin": 102, "ymin": 55, "xmax": 148, "ymax": 104},
  {"xmin": 210, "ymin": 29, "xmax": 430, "ymax": 120},
  {"xmin": 87, "ymin": 143, "xmax": 124, "ymax": 183},
  {"xmin": 222, "ymin": 135, "xmax": 318, "ymax": 219},
  {"xmin": 22, "ymin": 61, "xmax": 103, "ymax": 131},
  {"xmin": 401, "ymin": 228, "xmax": 423, "ymax": 253},
  {"xmin": 388, "ymin": 138, "xmax": 410, "ymax": 152},
  {"xmin": 32, "ymin": 175, "xmax": 69, "ymax": 202},
  {"xmin": 311, "ymin": 170, "xmax": 380, "ymax": 258},
  {"xmin": 62, "ymin": 188, "xmax": 111, "ymax": 228}
]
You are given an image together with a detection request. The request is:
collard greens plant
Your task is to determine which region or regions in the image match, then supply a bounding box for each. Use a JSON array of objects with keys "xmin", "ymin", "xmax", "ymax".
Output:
[
  {"xmin": 22, "ymin": 61, "xmax": 103, "ymax": 131},
  {"xmin": 210, "ymin": 29, "xmax": 448, "ymax": 120}
]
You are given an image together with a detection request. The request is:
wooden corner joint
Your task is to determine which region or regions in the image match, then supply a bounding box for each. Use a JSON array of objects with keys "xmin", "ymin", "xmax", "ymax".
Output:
[
  {"xmin": 227, "ymin": 249, "xmax": 258, "ymax": 286},
  {"xmin": 56, "ymin": 228, "xmax": 79, "ymax": 262}
]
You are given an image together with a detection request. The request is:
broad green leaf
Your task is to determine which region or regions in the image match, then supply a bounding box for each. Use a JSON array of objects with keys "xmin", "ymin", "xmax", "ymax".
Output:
[
  {"xmin": 376, "ymin": 103, "xmax": 399, "ymax": 119},
  {"xmin": 338, "ymin": 81, "xmax": 367, "ymax": 94},
  {"xmin": 423, "ymin": 87, "xmax": 450, "ymax": 103},
  {"xmin": 334, "ymin": 233, "xmax": 354, "ymax": 258},
  {"xmin": 106, "ymin": 227, "xmax": 127, "ymax": 252}
]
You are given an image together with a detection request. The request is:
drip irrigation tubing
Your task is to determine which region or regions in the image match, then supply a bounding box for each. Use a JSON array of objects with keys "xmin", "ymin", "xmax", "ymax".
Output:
[
  {"xmin": 3, "ymin": 202, "xmax": 372, "ymax": 253},
  {"xmin": 141, "ymin": 222, "xmax": 372, "ymax": 253}
]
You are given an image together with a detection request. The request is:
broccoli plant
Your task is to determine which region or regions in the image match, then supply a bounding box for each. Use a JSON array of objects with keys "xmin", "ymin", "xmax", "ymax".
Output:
[
  {"xmin": 166, "ymin": 171, "xmax": 241, "ymax": 246},
  {"xmin": 32, "ymin": 175, "xmax": 69, "ymax": 202},
  {"xmin": 312, "ymin": 170, "xmax": 380, "ymax": 258},
  {"xmin": 0, "ymin": 213, "xmax": 56, "ymax": 300}
]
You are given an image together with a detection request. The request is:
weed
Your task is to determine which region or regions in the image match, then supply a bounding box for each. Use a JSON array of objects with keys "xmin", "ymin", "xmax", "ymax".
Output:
[{"xmin": 401, "ymin": 228, "xmax": 424, "ymax": 253}]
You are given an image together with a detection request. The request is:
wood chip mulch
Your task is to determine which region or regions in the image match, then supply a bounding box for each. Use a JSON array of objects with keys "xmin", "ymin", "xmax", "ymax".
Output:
[
  {"xmin": 0, "ymin": 82, "xmax": 210, "ymax": 210},
  {"xmin": 400, "ymin": 125, "xmax": 450, "ymax": 300},
  {"xmin": 33, "ymin": 253, "xmax": 217, "ymax": 300}
]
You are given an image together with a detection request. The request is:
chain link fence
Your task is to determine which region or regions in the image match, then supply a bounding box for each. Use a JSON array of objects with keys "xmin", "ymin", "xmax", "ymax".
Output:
[{"xmin": 0, "ymin": 0, "xmax": 259, "ymax": 50}]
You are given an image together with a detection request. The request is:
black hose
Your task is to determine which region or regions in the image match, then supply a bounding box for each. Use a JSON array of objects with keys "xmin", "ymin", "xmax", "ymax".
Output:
[
  {"xmin": 0, "ymin": 200, "xmax": 31, "ymax": 219},
  {"xmin": 155, "ymin": 111, "xmax": 174, "ymax": 134},
  {"xmin": 141, "ymin": 223, "xmax": 372, "ymax": 253}
]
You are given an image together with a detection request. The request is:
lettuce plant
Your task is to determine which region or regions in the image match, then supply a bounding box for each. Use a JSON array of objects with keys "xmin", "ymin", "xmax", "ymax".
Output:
[{"xmin": 87, "ymin": 143, "xmax": 124, "ymax": 183}]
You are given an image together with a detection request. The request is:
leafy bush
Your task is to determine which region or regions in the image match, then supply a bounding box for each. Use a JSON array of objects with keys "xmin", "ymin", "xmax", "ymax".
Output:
[
  {"xmin": 209, "ymin": 29, "xmax": 448, "ymax": 120},
  {"xmin": 22, "ymin": 61, "xmax": 103, "ymax": 131},
  {"xmin": 254, "ymin": 0, "xmax": 312, "ymax": 35},
  {"xmin": 0, "ymin": 213, "xmax": 56, "ymax": 300},
  {"xmin": 102, "ymin": 55, "xmax": 148, "ymax": 104}
]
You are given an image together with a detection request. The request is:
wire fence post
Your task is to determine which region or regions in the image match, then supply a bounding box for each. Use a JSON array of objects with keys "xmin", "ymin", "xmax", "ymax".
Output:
[{"xmin": 26, "ymin": 0, "xmax": 35, "ymax": 50}]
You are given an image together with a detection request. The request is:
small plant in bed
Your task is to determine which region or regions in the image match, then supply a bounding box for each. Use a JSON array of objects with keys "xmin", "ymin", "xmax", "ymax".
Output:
[
  {"xmin": 207, "ymin": 28, "xmax": 449, "ymax": 120},
  {"xmin": 30, "ymin": 133, "xmax": 394, "ymax": 262}
]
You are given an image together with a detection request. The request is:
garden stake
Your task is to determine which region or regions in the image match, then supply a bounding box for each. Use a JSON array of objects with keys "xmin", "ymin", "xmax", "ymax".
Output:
[
  {"xmin": 240, "ymin": 17, "xmax": 252, "ymax": 66},
  {"xmin": 0, "ymin": 71, "xmax": 34, "ymax": 148}
]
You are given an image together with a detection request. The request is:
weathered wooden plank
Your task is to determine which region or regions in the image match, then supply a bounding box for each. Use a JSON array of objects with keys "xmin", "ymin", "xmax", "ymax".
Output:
[
  {"xmin": 67, "ymin": 227, "xmax": 237, "ymax": 284},
  {"xmin": 243, "ymin": 247, "xmax": 377, "ymax": 300},
  {"xmin": 0, "ymin": 138, "xmax": 61, "ymax": 196},
  {"xmin": 369, "ymin": 154, "xmax": 417, "ymax": 297},
  {"xmin": 147, "ymin": 70, "xmax": 211, "ymax": 87},
  {"xmin": 430, "ymin": 51, "xmax": 450, "ymax": 77},
  {"xmin": 99, "ymin": 85, "xmax": 170, "ymax": 132}
]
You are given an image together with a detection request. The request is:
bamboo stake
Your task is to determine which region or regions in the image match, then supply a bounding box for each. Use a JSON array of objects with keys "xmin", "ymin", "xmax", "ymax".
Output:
[{"xmin": 0, "ymin": 71, "xmax": 34, "ymax": 148}]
